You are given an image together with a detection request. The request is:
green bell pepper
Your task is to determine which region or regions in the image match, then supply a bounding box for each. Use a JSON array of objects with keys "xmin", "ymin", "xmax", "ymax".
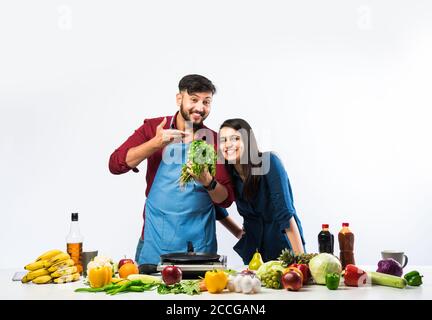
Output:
[
  {"xmin": 325, "ymin": 272, "xmax": 340, "ymax": 290},
  {"xmin": 404, "ymin": 271, "xmax": 423, "ymax": 287}
]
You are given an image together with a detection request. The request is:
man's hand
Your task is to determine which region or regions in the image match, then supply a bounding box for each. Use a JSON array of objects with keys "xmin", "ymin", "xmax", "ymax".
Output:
[
  {"xmin": 186, "ymin": 160, "xmax": 213, "ymax": 187},
  {"xmin": 152, "ymin": 117, "xmax": 187, "ymax": 149}
]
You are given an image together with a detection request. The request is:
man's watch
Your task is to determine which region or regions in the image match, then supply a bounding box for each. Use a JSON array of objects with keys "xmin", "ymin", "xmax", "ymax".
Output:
[{"xmin": 204, "ymin": 177, "xmax": 217, "ymax": 191}]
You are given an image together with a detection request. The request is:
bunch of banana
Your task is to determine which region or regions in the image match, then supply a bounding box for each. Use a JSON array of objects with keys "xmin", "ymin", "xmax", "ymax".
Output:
[
  {"xmin": 43, "ymin": 252, "xmax": 71, "ymax": 268},
  {"xmin": 24, "ymin": 249, "xmax": 61, "ymax": 271},
  {"xmin": 51, "ymin": 266, "xmax": 78, "ymax": 278},
  {"xmin": 22, "ymin": 249, "xmax": 80, "ymax": 285},
  {"xmin": 21, "ymin": 268, "xmax": 50, "ymax": 283},
  {"xmin": 54, "ymin": 273, "xmax": 80, "ymax": 284},
  {"xmin": 32, "ymin": 275, "xmax": 52, "ymax": 284},
  {"xmin": 48, "ymin": 258, "xmax": 75, "ymax": 273}
]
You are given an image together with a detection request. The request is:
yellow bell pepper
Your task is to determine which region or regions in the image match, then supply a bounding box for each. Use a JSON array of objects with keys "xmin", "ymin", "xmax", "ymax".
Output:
[
  {"xmin": 88, "ymin": 266, "xmax": 112, "ymax": 288},
  {"xmin": 204, "ymin": 270, "xmax": 228, "ymax": 294}
]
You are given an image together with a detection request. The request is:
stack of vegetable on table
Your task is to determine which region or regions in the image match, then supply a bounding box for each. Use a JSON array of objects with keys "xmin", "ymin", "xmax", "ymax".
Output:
[{"xmin": 72, "ymin": 249, "xmax": 424, "ymax": 296}]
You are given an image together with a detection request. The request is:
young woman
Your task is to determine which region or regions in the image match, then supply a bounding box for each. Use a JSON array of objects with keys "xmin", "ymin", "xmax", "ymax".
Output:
[{"xmin": 218, "ymin": 118, "xmax": 306, "ymax": 264}]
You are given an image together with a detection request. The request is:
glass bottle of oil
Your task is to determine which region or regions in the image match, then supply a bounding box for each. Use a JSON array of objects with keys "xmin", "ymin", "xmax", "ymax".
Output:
[{"xmin": 66, "ymin": 212, "xmax": 83, "ymax": 274}]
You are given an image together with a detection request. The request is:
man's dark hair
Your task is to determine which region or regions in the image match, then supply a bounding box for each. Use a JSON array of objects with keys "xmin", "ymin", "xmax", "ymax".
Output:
[{"xmin": 178, "ymin": 74, "xmax": 216, "ymax": 95}]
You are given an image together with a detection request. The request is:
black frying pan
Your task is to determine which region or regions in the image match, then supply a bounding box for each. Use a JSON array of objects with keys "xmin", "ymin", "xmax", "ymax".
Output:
[
  {"xmin": 138, "ymin": 241, "xmax": 220, "ymax": 274},
  {"xmin": 160, "ymin": 252, "xmax": 220, "ymax": 264},
  {"xmin": 160, "ymin": 241, "xmax": 220, "ymax": 263}
]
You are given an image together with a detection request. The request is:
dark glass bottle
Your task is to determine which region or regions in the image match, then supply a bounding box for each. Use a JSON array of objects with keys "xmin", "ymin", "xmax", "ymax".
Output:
[{"xmin": 318, "ymin": 224, "xmax": 334, "ymax": 254}]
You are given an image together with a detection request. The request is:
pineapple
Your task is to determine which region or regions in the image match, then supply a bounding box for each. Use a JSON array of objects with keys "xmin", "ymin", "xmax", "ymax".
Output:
[{"xmin": 278, "ymin": 248, "xmax": 318, "ymax": 267}]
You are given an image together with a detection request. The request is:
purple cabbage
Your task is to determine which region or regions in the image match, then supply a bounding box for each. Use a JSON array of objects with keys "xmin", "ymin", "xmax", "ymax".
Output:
[{"xmin": 376, "ymin": 258, "xmax": 403, "ymax": 277}]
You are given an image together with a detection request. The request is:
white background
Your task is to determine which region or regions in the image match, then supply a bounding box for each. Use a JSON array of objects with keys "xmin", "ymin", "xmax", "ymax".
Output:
[{"xmin": 1, "ymin": 0, "xmax": 431, "ymax": 269}]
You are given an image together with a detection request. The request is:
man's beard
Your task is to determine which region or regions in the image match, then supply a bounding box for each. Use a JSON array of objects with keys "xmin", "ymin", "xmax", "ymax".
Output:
[{"xmin": 180, "ymin": 103, "xmax": 207, "ymax": 131}]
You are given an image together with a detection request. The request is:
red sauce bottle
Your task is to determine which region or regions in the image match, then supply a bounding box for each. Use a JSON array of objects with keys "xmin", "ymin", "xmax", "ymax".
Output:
[{"xmin": 338, "ymin": 222, "xmax": 355, "ymax": 269}]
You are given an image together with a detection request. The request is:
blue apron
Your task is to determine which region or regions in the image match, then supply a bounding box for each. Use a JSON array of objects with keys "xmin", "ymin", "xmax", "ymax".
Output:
[{"xmin": 135, "ymin": 142, "xmax": 217, "ymax": 265}]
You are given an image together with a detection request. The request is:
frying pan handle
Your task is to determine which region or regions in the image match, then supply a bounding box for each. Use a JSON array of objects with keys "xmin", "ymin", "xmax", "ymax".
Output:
[{"xmin": 187, "ymin": 241, "xmax": 194, "ymax": 253}]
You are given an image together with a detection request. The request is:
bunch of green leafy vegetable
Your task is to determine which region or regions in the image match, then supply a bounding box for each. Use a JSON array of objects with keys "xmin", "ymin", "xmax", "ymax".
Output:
[
  {"xmin": 75, "ymin": 279, "xmax": 201, "ymax": 296},
  {"xmin": 180, "ymin": 140, "xmax": 217, "ymax": 187},
  {"xmin": 157, "ymin": 280, "xmax": 201, "ymax": 295}
]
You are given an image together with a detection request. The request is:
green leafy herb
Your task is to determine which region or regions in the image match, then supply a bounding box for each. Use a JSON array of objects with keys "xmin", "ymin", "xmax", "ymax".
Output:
[
  {"xmin": 157, "ymin": 280, "xmax": 201, "ymax": 296},
  {"xmin": 180, "ymin": 140, "xmax": 216, "ymax": 187}
]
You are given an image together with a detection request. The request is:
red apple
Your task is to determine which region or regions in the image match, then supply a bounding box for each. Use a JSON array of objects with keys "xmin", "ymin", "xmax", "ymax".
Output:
[
  {"xmin": 284, "ymin": 266, "xmax": 304, "ymax": 284},
  {"xmin": 162, "ymin": 265, "xmax": 182, "ymax": 285},
  {"xmin": 281, "ymin": 271, "xmax": 303, "ymax": 291},
  {"xmin": 118, "ymin": 257, "xmax": 135, "ymax": 269},
  {"xmin": 289, "ymin": 263, "xmax": 310, "ymax": 285}
]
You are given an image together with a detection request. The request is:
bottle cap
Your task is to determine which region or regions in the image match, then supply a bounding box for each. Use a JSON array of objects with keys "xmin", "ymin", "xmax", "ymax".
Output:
[
  {"xmin": 342, "ymin": 222, "xmax": 349, "ymax": 227},
  {"xmin": 71, "ymin": 213, "xmax": 79, "ymax": 221},
  {"xmin": 322, "ymin": 224, "xmax": 329, "ymax": 229}
]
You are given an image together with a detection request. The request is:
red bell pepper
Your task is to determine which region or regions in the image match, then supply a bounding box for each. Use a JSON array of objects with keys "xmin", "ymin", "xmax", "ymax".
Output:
[
  {"xmin": 344, "ymin": 264, "xmax": 368, "ymax": 287},
  {"xmin": 290, "ymin": 264, "xmax": 310, "ymax": 285}
]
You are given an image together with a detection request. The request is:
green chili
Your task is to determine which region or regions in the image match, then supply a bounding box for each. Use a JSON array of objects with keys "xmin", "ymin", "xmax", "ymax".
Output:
[
  {"xmin": 74, "ymin": 287, "xmax": 106, "ymax": 293},
  {"xmin": 74, "ymin": 283, "xmax": 118, "ymax": 293}
]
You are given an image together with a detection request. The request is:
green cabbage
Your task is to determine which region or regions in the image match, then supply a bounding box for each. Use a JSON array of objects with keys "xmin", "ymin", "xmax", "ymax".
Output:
[{"xmin": 309, "ymin": 253, "xmax": 342, "ymax": 285}]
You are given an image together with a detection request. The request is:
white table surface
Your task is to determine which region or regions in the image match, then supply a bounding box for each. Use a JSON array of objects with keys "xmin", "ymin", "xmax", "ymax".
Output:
[{"xmin": 1, "ymin": 266, "xmax": 430, "ymax": 300}]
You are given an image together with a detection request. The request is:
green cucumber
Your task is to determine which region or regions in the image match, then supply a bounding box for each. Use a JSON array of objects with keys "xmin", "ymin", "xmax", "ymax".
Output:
[{"xmin": 369, "ymin": 272, "xmax": 407, "ymax": 289}]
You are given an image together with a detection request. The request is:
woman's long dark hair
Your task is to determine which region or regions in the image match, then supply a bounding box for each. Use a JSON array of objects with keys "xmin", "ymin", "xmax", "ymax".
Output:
[{"xmin": 219, "ymin": 118, "xmax": 263, "ymax": 201}]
